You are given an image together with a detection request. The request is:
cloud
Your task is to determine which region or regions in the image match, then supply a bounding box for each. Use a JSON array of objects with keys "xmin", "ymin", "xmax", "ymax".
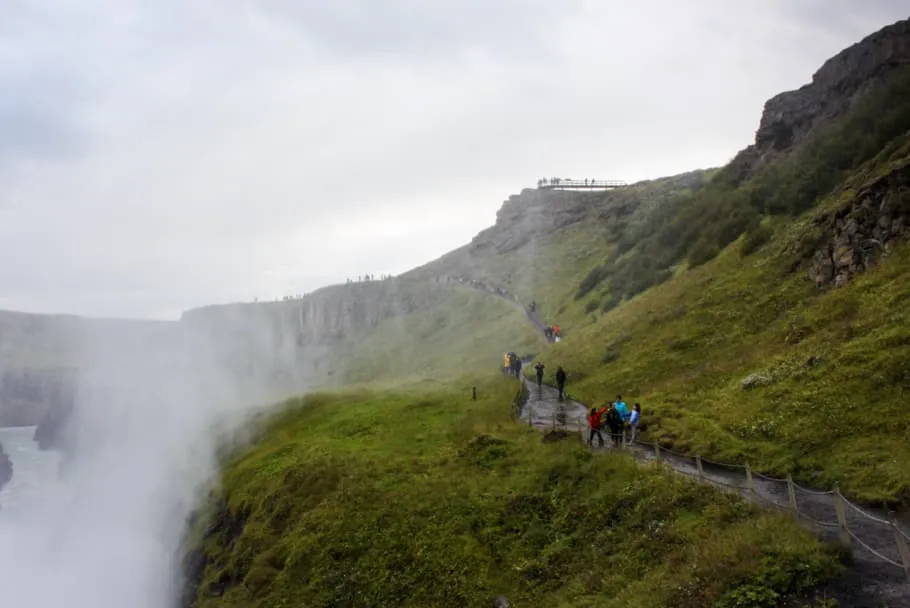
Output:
[{"xmin": 0, "ymin": 1, "xmax": 907, "ymax": 318}]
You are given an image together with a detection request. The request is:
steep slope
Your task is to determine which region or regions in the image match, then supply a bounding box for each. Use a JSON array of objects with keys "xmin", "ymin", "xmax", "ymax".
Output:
[
  {"xmin": 404, "ymin": 170, "xmax": 712, "ymax": 326},
  {"xmin": 184, "ymin": 378, "xmax": 842, "ymax": 608},
  {"xmin": 405, "ymin": 19, "xmax": 910, "ymax": 506}
]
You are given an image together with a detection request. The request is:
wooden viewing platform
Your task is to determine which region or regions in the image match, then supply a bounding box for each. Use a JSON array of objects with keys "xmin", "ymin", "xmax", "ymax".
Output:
[{"xmin": 537, "ymin": 178, "xmax": 627, "ymax": 190}]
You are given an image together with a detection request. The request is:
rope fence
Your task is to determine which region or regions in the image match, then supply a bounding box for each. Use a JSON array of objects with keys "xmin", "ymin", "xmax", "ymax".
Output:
[{"xmin": 517, "ymin": 385, "xmax": 910, "ymax": 582}]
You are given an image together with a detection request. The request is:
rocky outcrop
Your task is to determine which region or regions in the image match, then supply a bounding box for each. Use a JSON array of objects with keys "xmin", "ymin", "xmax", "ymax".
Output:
[
  {"xmin": 739, "ymin": 19, "xmax": 910, "ymax": 177},
  {"xmin": 470, "ymin": 188, "xmax": 613, "ymax": 255},
  {"xmin": 0, "ymin": 443, "xmax": 11, "ymax": 492},
  {"xmin": 808, "ymin": 162, "xmax": 910, "ymax": 287}
]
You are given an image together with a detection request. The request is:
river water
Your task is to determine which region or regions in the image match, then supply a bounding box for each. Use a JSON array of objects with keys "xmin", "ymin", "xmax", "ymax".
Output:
[{"xmin": 0, "ymin": 426, "xmax": 61, "ymax": 519}]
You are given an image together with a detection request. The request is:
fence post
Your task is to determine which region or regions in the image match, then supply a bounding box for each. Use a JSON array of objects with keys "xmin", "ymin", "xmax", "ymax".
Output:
[
  {"xmin": 696, "ymin": 455, "xmax": 705, "ymax": 480},
  {"xmin": 787, "ymin": 475, "xmax": 798, "ymax": 516},
  {"xmin": 745, "ymin": 462, "xmax": 755, "ymax": 494},
  {"xmin": 654, "ymin": 443, "xmax": 661, "ymax": 462},
  {"xmin": 528, "ymin": 406, "xmax": 533, "ymax": 428},
  {"xmin": 832, "ymin": 486, "xmax": 850, "ymax": 548},
  {"xmin": 890, "ymin": 513, "xmax": 910, "ymax": 583}
]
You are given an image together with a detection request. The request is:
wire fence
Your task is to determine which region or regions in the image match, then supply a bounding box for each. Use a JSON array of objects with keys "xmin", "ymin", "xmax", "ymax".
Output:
[{"xmin": 519, "ymin": 394, "xmax": 910, "ymax": 582}]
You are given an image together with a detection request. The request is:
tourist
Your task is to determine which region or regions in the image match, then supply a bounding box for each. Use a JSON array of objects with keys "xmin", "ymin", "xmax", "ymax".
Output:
[
  {"xmin": 555, "ymin": 366, "xmax": 567, "ymax": 400},
  {"xmin": 604, "ymin": 404, "xmax": 624, "ymax": 448},
  {"xmin": 587, "ymin": 407, "xmax": 605, "ymax": 448},
  {"xmin": 628, "ymin": 403, "xmax": 641, "ymax": 445},
  {"xmin": 534, "ymin": 362, "xmax": 545, "ymax": 388}
]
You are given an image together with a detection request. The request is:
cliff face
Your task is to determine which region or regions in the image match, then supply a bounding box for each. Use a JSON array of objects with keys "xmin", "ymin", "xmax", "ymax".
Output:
[
  {"xmin": 808, "ymin": 158, "xmax": 910, "ymax": 287},
  {"xmin": 179, "ymin": 279, "xmax": 460, "ymax": 392},
  {"xmin": 732, "ymin": 19, "xmax": 910, "ymax": 179}
]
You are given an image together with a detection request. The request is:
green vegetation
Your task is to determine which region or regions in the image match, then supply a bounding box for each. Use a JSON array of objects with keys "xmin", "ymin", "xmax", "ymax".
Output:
[
  {"xmin": 186, "ymin": 29, "xmax": 910, "ymax": 607},
  {"xmin": 398, "ymin": 67, "xmax": 910, "ymax": 507},
  {"xmin": 550, "ymin": 231, "xmax": 910, "ymax": 506},
  {"xmin": 577, "ymin": 65, "xmax": 910, "ymax": 304},
  {"xmin": 191, "ymin": 378, "xmax": 841, "ymax": 608},
  {"xmin": 406, "ymin": 170, "xmax": 712, "ymax": 326}
]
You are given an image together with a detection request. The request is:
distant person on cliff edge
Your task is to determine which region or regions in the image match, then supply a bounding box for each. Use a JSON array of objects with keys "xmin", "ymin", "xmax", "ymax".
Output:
[
  {"xmin": 534, "ymin": 362, "xmax": 545, "ymax": 388},
  {"xmin": 555, "ymin": 366, "xmax": 567, "ymax": 400}
]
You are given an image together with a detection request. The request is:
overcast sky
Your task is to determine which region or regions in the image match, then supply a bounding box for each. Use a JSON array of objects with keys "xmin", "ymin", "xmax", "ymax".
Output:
[{"xmin": 0, "ymin": 1, "xmax": 906, "ymax": 319}]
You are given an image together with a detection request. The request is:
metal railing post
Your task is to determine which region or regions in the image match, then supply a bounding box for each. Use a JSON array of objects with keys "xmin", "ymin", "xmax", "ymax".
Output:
[
  {"xmin": 787, "ymin": 475, "xmax": 798, "ymax": 517},
  {"xmin": 890, "ymin": 513, "xmax": 910, "ymax": 583},
  {"xmin": 745, "ymin": 462, "xmax": 755, "ymax": 494},
  {"xmin": 833, "ymin": 485, "xmax": 850, "ymax": 548},
  {"xmin": 696, "ymin": 455, "xmax": 705, "ymax": 480}
]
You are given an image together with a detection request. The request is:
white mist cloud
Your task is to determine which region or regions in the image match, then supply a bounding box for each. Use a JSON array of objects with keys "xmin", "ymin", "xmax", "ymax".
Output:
[
  {"xmin": 1, "ymin": 1, "xmax": 907, "ymax": 318},
  {"xmin": 0, "ymin": 326, "xmax": 272, "ymax": 608}
]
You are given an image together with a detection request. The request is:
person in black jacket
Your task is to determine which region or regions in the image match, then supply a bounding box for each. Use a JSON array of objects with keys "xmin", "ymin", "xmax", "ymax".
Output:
[
  {"xmin": 534, "ymin": 362, "xmax": 545, "ymax": 388},
  {"xmin": 604, "ymin": 404, "xmax": 624, "ymax": 448},
  {"xmin": 555, "ymin": 366, "xmax": 567, "ymax": 400}
]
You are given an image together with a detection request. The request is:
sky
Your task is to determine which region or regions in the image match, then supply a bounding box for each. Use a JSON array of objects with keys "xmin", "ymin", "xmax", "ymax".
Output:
[{"xmin": 0, "ymin": 1, "xmax": 906, "ymax": 319}]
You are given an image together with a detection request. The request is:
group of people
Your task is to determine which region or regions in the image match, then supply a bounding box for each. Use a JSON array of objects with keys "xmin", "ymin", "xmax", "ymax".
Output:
[
  {"xmin": 587, "ymin": 395, "xmax": 641, "ymax": 449},
  {"xmin": 531, "ymin": 363, "xmax": 640, "ymax": 447},
  {"xmin": 533, "ymin": 362, "xmax": 567, "ymax": 399}
]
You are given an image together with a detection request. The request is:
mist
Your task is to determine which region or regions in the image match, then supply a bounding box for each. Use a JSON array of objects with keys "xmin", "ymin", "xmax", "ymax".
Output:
[{"xmin": 0, "ymin": 319, "xmax": 284, "ymax": 607}]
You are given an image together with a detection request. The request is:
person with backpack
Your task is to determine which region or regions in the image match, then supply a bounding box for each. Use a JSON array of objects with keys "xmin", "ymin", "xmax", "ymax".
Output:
[
  {"xmin": 555, "ymin": 367, "xmax": 567, "ymax": 400},
  {"xmin": 604, "ymin": 403, "xmax": 624, "ymax": 448},
  {"xmin": 628, "ymin": 403, "xmax": 641, "ymax": 445},
  {"xmin": 587, "ymin": 407, "xmax": 604, "ymax": 448},
  {"xmin": 534, "ymin": 362, "xmax": 545, "ymax": 388}
]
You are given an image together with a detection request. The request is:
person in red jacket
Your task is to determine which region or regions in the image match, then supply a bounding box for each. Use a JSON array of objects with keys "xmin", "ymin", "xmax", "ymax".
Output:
[{"xmin": 587, "ymin": 407, "xmax": 605, "ymax": 448}]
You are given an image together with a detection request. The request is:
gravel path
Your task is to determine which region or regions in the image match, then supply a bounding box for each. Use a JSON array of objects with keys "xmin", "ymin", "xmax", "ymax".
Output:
[{"xmin": 520, "ymin": 376, "xmax": 910, "ymax": 607}]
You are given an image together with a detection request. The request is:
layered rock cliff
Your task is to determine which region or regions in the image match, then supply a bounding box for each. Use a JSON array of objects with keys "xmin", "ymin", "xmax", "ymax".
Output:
[
  {"xmin": 808, "ymin": 154, "xmax": 910, "ymax": 287},
  {"xmin": 728, "ymin": 18, "xmax": 910, "ymax": 182}
]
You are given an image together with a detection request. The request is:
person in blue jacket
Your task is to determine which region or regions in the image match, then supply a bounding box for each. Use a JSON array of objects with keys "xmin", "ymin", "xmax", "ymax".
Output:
[{"xmin": 614, "ymin": 394, "xmax": 628, "ymax": 421}]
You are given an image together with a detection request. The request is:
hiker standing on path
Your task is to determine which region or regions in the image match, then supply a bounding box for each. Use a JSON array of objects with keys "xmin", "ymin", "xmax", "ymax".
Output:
[
  {"xmin": 628, "ymin": 403, "xmax": 641, "ymax": 445},
  {"xmin": 555, "ymin": 367, "xmax": 567, "ymax": 401},
  {"xmin": 604, "ymin": 404, "xmax": 624, "ymax": 448},
  {"xmin": 534, "ymin": 362, "xmax": 545, "ymax": 388},
  {"xmin": 614, "ymin": 395, "xmax": 628, "ymax": 421},
  {"xmin": 587, "ymin": 407, "xmax": 605, "ymax": 448}
]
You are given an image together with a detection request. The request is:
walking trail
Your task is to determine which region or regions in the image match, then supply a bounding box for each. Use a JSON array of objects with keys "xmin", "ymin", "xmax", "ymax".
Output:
[{"xmin": 519, "ymin": 374, "xmax": 910, "ymax": 607}]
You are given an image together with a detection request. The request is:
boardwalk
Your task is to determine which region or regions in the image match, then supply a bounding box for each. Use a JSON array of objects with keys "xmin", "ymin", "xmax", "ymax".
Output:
[
  {"xmin": 538, "ymin": 178, "xmax": 626, "ymax": 190},
  {"xmin": 519, "ymin": 375, "xmax": 910, "ymax": 606}
]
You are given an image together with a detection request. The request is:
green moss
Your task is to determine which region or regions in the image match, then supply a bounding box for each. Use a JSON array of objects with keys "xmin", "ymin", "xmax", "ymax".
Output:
[{"xmin": 192, "ymin": 378, "xmax": 840, "ymax": 607}]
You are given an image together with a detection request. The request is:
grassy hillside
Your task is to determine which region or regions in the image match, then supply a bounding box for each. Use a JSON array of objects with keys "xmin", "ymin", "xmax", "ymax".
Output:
[
  {"xmin": 396, "ymin": 64, "xmax": 910, "ymax": 507},
  {"xmin": 187, "ymin": 377, "xmax": 842, "ymax": 608},
  {"xmin": 405, "ymin": 171, "xmax": 712, "ymax": 328}
]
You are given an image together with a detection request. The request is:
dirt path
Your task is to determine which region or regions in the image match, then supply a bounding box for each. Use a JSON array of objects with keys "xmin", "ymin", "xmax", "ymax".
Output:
[{"xmin": 519, "ymin": 375, "xmax": 910, "ymax": 607}]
